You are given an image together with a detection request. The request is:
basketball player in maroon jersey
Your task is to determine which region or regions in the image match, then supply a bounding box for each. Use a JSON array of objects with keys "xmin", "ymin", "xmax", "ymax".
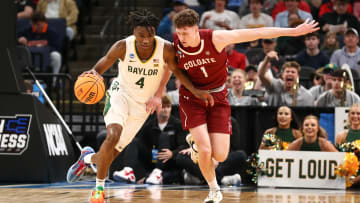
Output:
[{"xmin": 169, "ymin": 9, "xmax": 319, "ymax": 202}]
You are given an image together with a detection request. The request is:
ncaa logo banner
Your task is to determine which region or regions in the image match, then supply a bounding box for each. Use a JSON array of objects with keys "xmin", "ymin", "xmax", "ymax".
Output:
[
  {"xmin": 0, "ymin": 114, "xmax": 32, "ymax": 155},
  {"xmin": 258, "ymin": 150, "xmax": 346, "ymax": 189}
]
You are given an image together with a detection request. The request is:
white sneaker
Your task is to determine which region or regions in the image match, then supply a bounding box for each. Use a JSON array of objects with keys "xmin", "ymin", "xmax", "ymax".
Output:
[
  {"xmin": 221, "ymin": 174, "xmax": 241, "ymax": 186},
  {"xmin": 145, "ymin": 168, "xmax": 163, "ymax": 185},
  {"xmin": 204, "ymin": 188, "xmax": 223, "ymax": 203},
  {"xmin": 113, "ymin": 167, "xmax": 136, "ymax": 183},
  {"xmin": 183, "ymin": 170, "xmax": 202, "ymax": 185},
  {"xmin": 186, "ymin": 134, "xmax": 199, "ymax": 164}
]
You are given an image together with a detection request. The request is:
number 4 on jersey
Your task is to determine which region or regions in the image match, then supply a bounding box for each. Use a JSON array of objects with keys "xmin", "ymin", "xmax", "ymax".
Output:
[{"xmin": 135, "ymin": 77, "xmax": 145, "ymax": 88}]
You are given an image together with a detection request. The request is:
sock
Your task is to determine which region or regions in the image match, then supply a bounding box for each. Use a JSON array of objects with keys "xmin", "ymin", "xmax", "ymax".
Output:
[
  {"xmin": 84, "ymin": 153, "xmax": 94, "ymax": 164},
  {"xmin": 96, "ymin": 178, "xmax": 105, "ymax": 189},
  {"xmin": 208, "ymin": 179, "xmax": 220, "ymax": 190}
]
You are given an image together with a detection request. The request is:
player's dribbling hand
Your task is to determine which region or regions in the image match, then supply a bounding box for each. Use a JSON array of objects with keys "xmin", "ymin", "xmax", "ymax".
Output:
[
  {"xmin": 146, "ymin": 96, "xmax": 162, "ymax": 114},
  {"xmin": 194, "ymin": 89, "xmax": 214, "ymax": 107},
  {"xmin": 80, "ymin": 69, "xmax": 104, "ymax": 81},
  {"xmin": 294, "ymin": 18, "xmax": 320, "ymax": 36}
]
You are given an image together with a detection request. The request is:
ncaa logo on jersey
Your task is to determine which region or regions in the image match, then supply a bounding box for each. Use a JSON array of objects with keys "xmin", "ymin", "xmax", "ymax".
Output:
[
  {"xmin": 130, "ymin": 53, "xmax": 135, "ymax": 59},
  {"xmin": 205, "ymin": 51, "xmax": 210, "ymax": 56}
]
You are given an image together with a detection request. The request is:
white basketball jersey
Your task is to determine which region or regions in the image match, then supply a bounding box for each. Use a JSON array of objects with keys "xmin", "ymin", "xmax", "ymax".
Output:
[{"xmin": 116, "ymin": 35, "xmax": 165, "ymax": 103}]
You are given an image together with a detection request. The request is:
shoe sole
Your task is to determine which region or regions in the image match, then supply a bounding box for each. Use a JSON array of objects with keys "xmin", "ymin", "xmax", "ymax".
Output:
[{"xmin": 67, "ymin": 147, "xmax": 94, "ymax": 183}]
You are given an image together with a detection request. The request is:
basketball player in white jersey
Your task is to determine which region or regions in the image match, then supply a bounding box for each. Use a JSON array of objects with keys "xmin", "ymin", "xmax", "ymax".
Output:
[{"xmin": 65, "ymin": 10, "xmax": 212, "ymax": 203}]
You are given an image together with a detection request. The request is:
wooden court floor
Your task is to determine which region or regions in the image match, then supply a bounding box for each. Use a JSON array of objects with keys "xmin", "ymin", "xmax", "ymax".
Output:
[{"xmin": 1, "ymin": 182, "xmax": 360, "ymax": 203}]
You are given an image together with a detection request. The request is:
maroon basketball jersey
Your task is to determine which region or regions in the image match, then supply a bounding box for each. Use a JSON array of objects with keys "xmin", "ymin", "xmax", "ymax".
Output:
[{"xmin": 173, "ymin": 29, "xmax": 228, "ymax": 90}]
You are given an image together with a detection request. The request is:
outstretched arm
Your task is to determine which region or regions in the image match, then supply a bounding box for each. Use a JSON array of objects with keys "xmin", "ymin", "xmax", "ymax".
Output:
[
  {"xmin": 164, "ymin": 42, "xmax": 214, "ymax": 107},
  {"xmin": 258, "ymin": 51, "xmax": 278, "ymax": 89},
  {"xmin": 212, "ymin": 19, "xmax": 319, "ymax": 52}
]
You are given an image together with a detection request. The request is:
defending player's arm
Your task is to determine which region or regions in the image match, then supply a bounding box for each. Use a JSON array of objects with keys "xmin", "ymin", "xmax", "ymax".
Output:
[
  {"xmin": 164, "ymin": 42, "xmax": 214, "ymax": 107},
  {"xmin": 212, "ymin": 19, "xmax": 319, "ymax": 52},
  {"xmin": 84, "ymin": 40, "xmax": 126, "ymax": 77}
]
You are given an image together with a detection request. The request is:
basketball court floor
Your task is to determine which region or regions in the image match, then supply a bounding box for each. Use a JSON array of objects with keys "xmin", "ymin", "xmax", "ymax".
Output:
[{"xmin": 1, "ymin": 180, "xmax": 360, "ymax": 203}]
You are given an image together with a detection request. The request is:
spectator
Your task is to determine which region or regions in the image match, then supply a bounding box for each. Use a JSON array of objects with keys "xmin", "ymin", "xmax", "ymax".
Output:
[
  {"xmin": 354, "ymin": 0, "xmax": 360, "ymax": 22},
  {"xmin": 239, "ymin": 0, "xmax": 276, "ymax": 17},
  {"xmin": 17, "ymin": 12, "xmax": 61, "ymax": 78},
  {"xmin": 316, "ymin": 69, "xmax": 360, "ymax": 107},
  {"xmin": 36, "ymin": 0, "xmax": 79, "ymax": 41},
  {"xmin": 295, "ymin": 32, "xmax": 329, "ymax": 69},
  {"xmin": 226, "ymin": 44, "xmax": 248, "ymax": 70},
  {"xmin": 245, "ymin": 64, "xmax": 258, "ymax": 85},
  {"xmin": 167, "ymin": 77, "xmax": 181, "ymax": 105},
  {"xmin": 200, "ymin": 0, "xmax": 240, "ymax": 30},
  {"xmin": 259, "ymin": 106, "xmax": 302, "ymax": 150},
  {"xmin": 330, "ymin": 28, "xmax": 360, "ymax": 72},
  {"xmin": 318, "ymin": 0, "xmax": 352, "ymax": 18},
  {"xmin": 239, "ymin": 0, "xmax": 273, "ymax": 29},
  {"xmin": 319, "ymin": 0, "xmax": 360, "ymax": 35},
  {"xmin": 308, "ymin": 0, "xmax": 321, "ymax": 22},
  {"xmin": 274, "ymin": 0, "xmax": 312, "ymax": 28},
  {"xmin": 321, "ymin": 31, "xmax": 339, "ymax": 57},
  {"xmin": 258, "ymin": 51, "xmax": 314, "ymax": 106},
  {"xmin": 15, "ymin": 0, "xmax": 34, "ymax": 19},
  {"xmin": 310, "ymin": 69, "xmax": 324, "ymax": 86},
  {"xmin": 287, "ymin": 115, "xmax": 337, "ymax": 151},
  {"xmin": 309, "ymin": 63, "xmax": 337, "ymax": 102},
  {"xmin": 157, "ymin": 0, "xmax": 188, "ymax": 41},
  {"xmin": 228, "ymin": 69, "xmax": 259, "ymax": 106},
  {"xmin": 112, "ymin": 95, "xmax": 188, "ymax": 184},
  {"xmin": 271, "ymin": 0, "xmax": 311, "ymax": 20}
]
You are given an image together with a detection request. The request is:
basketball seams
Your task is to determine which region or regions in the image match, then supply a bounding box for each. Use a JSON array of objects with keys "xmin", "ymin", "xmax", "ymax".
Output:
[{"xmin": 75, "ymin": 75, "xmax": 105, "ymax": 104}]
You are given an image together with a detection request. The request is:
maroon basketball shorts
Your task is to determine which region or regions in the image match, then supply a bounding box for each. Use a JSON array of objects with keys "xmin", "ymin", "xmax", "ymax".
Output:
[{"xmin": 179, "ymin": 88, "xmax": 232, "ymax": 134}]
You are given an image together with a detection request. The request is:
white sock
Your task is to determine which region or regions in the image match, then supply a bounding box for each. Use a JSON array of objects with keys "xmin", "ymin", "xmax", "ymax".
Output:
[
  {"xmin": 96, "ymin": 178, "xmax": 105, "ymax": 189},
  {"xmin": 84, "ymin": 153, "xmax": 94, "ymax": 164},
  {"xmin": 208, "ymin": 179, "xmax": 220, "ymax": 190}
]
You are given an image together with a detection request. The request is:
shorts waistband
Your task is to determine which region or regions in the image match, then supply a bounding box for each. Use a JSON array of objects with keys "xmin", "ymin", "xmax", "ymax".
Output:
[{"xmin": 208, "ymin": 84, "xmax": 226, "ymax": 93}]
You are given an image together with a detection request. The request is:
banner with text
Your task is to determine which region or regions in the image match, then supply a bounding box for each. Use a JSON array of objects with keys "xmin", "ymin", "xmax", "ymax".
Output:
[{"xmin": 258, "ymin": 150, "xmax": 346, "ymax": 189}]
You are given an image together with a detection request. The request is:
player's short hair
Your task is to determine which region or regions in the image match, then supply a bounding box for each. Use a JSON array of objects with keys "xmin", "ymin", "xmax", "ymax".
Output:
[
  {"xmin": 282, "ymin": 61, "xmax": 301, "ymax": 74},
  {"xmin": 173, "ymin": 9, "xmax": 199, "ymax": 28},
  {"xmin": 128, "ymin": 9, "xmax": 160, "ymax": 34}
]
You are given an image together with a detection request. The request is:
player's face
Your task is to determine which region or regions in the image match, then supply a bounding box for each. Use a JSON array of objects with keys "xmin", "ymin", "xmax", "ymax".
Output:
[
  {"xmin": 277, "ymin": 106, "xmax": 292, "ymax": 128},
  {"xmin": 175, "ymin": 26, "xmax": 199, "ymax": 47},
  {"xmin": 349, "ymin": 106, "xmax": 360, "ymax": 126},
  {"xmin": 281, "ymin": 67, "xmax": 299, "ymax": 89},
  {"xmin": 133, "ymin": 26, "xmax": 156, "ymax": 50},
  {"xmin": 303, "ymin": 118, "xmax": 318, "ymax": 137}
]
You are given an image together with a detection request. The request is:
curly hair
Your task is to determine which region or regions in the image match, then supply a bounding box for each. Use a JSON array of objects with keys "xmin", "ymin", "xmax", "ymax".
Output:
[
  {"xmin": 128, "ymin": 9, "xmax": 160, "ymax": 34},
  {"xmin": 173, "ymin": 9, "xmax": 199, "ymax": 28}
]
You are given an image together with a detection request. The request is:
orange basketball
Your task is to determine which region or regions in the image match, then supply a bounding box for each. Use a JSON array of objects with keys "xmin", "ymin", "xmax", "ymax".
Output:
[{"xmin": 74, "ymin": 74, "xmax": 105, "ymax": 104}]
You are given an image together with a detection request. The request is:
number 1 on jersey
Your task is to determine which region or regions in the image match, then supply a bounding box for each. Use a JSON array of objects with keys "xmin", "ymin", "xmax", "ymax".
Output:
[
  {"xmin": 200, "ymin": 66, "xmax": 208, "ymax": 78},
  {"xmin": 135, "ymin": 77, "xmax": 145, "ymax": 88}
]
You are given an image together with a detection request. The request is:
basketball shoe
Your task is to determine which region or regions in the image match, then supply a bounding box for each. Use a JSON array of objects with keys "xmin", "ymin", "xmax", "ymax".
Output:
[
  {"xmin": 90, "ymin": 186, "xmax": 105, "ymax": 203},
  {"xmin": 186, "ymin": 134, "xmax": 199, "ymax": 164},
  {"xmin": 204, "ymin": 188, "xmax": 223, "ymax": 203},
  {"xmin": 145, "ymin": 168, "xmax": 163, "ymax": 185},
  {"xmin": 113, "ymin": 167, "xmax": 136, "ymax": 183},
  {"xmin": 66, "ymin": 146, "xmax": 95, "ymax": 183}
]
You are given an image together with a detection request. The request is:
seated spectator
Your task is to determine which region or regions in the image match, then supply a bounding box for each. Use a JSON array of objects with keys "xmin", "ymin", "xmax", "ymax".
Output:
[
  {"xmin": 258, "ymin": 51, "xmax": 314, "ymax": 106},
  {"xmin": 335, "ymin": 103, "xmax": 360, "ymax": 185},
  {"xmin": 17, "ymin": 12, "xmax": 61, "ymax": 79},
  {"xmin": 245, "ymin": 64, "xmax": 258, "ymax": 88},
  {"xmin": 319, "ymin": 0, "xmax": 360, "ymax": 35},
  {"xmin": 316, "ymin": 69, "xmax": 360, "ymax": 107},
  {"xmin": 274, "ymin": 0, "xmax": 312, "ymax": 28},
  {"xmin": 310, "ymin": 69, "xmax": 324, "ymax": 87},
  {"xmin": 271, "ymin": 0, "xmax": 311, "ymax": 20},
  {"xmin": 319, "ymin": 0, "xmax": 352, "ymax": 18},
  {"xmin": 228, "ymin": 69, "xmax": 259, "ymax": 105},
  {"xmin": 295, "ymin": 32, "xmax": 329, "ymax": 70},
  {"xmin": 354, "ymin": 0, "xmax": 360, "ymax": 22},
  {"xmin": 287, "ymin": 115, "xmax": 337, "ymax": 151},
  {"xmin": 157, "ymin": 0, "xmax": 188, "ymax": 41},
  {"xmin": 112, "ymin": 95, "xmax": 188, "ymax": 184},
  {"xmin": 330, "ymin": 28, "xmax": 360, "ymax": 72},
  {"xmin": 309, "ymin": 64, "xmax": 336, "ymax": 102},
  {"xmin": 200, "ymin": 0, "xmax": 240, "ymax": 30},
  {"xmin": 15, "ymin": 0, "xmax": 34, "ymax": 19},
  {"xmin": 167, "ymin": 77, "xmax": 181, "ymax": 105},
  {"xmin": 36, "ymin": 0, "xmax": 79, "ymax": 41},
  {"xmin": 259, "ymin": 106, "xmax": 302, "ymax": 150},
  {"xmin": 239, "ymin": 0, "xmax": 273, "ymax": 29},
  {"xmin": 226, "ymin": 44, "xmax": 248, "ymax": 70},
  {"xmin": 321, "ymin": 31, "xmax": 339, "ymax": 57},
  {"xmin": 239, "ymin": 0, "xmax": 276, "ymax": 17},
  {"xmin": 276, "ymin": 16, "xmax": 306, "ymax": 60}
]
